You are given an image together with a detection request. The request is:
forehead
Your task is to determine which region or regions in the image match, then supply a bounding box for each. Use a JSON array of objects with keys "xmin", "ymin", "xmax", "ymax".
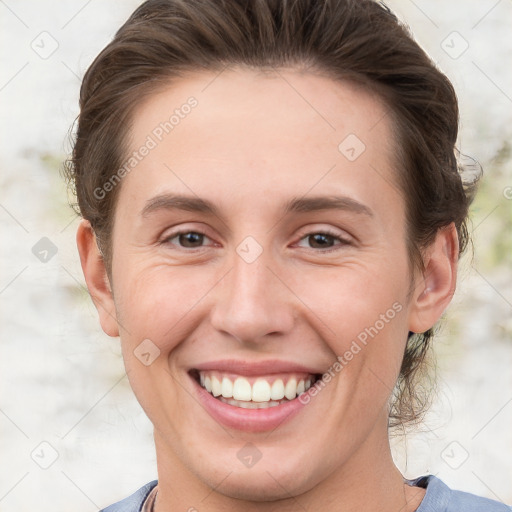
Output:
[{"xmin": 120, "ymin": 67, "xmax": 401, "ymax": 217}]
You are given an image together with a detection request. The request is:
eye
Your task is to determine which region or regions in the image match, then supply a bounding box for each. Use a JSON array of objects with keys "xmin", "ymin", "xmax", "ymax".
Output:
[
  {"xmin": 161, "ymin": 230, "xmax": 213, "ymax": 249},
  {"xmin": 295, "ymin": 230, "xmax": 351, "ymax": 252}
]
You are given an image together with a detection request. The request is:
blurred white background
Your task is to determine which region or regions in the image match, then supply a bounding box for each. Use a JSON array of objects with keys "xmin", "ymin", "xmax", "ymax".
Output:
[{"xmin": 0, "ymin": 0, "xmax": 511, "ymax": 510}]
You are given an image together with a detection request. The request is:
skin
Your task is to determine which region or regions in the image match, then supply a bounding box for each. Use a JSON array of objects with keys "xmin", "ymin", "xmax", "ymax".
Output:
[{"xmin": 77, "ymin": 67, "xmax": 458, "ymax": 512}]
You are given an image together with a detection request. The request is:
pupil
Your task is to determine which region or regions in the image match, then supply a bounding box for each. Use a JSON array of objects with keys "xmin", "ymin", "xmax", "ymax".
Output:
[
  {"xmin": 180, "ymin": 232, "xmax": 203, "ymax": 247},
  {"xmin": 310, "ymin": 234, "xmax": 333, "ymax": 248}
]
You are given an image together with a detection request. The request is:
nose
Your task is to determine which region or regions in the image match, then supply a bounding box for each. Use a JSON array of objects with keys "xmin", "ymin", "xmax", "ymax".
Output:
[{"xmin": 210, "ymin": 249, "xmax": 295, "ymax": 345}]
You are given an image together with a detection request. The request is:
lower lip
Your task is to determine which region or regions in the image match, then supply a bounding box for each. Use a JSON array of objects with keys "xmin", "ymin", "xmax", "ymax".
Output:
[{"xmin": 190, "ymin": 375, "xmax": 312, "ymax": 433}]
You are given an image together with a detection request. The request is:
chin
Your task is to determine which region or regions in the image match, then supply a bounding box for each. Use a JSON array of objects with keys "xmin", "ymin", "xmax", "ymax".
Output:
[
  {"xmin": 198, "ymin": 459, "xmax": 318, "ymax": 503},
  {"xmin": 215, "ymin": 475, "xmax": 305, "ymax": 503}
]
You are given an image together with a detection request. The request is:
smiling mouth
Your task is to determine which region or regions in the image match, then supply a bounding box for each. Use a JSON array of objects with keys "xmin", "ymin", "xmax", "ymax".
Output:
[{"xmin": 189, "ymin": 369, "xmax": 322, "ymax": 409}]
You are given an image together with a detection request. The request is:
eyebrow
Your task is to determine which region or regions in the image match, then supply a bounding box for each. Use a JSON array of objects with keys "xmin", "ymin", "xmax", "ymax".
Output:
[
  {"xmin": 141, "ymin": 193, "xmax": 374, "ymax": 219},
  {"xmin": 284, "ymin": 195, "xmax": 374, "ymax": 217},
  {"xmin": 141, "ymin": 194, "xmax": 219, "ymax": 218}
]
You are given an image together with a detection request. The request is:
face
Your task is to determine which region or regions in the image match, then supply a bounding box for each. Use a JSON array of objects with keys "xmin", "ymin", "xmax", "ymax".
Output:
[{"xmin": 80, "ymin": 67, "xmax": 448, "ymax": 502}]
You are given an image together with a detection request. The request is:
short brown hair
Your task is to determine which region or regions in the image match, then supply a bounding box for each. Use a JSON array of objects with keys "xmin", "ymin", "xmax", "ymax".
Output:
[{"xmin": 64, "ymin": 0, "xmax": 480, "ymax": 429}]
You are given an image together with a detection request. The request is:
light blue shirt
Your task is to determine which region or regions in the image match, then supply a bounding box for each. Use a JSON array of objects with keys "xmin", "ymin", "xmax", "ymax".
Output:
[
  {"xmin": 407, "ymin": 475, "xmax": 512, "ymax": 511},
  {"xmin": 100, "ymin": 475, "xmax": 512, "ymax": 511}
]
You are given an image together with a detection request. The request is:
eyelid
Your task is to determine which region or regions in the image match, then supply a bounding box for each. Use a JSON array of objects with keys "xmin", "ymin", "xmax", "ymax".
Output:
[
  {"xmin": 159, "ymin": 225, "xmax": 218, "ymax": 248},
  {"xmin": 160, "ymin": 224, "xmax": 353, "ymax": 251},
  {"xmin": 294, "ymin": 225, "xmax": 353, "ymax": 244}
]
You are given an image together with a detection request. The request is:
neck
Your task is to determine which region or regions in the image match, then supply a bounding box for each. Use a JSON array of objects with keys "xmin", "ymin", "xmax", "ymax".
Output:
[{"xmin": 152, "ymin": 418, "xmax": 425, "ymax": 512}]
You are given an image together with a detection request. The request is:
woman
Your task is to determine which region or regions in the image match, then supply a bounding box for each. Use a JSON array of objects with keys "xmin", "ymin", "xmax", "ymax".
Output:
[{"xmin": 65, "ymin": 0, "xmax": 510, "ymax": 510}]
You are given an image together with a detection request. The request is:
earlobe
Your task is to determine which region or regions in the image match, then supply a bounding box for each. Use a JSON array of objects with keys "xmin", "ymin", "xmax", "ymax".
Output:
[
  {"xmin": 76, "ymin": 219, "xmax": 119, "ymax": 338},
  {"xmin": 408, "ymin": 223, "xmax": 459, "ymax": 334}
]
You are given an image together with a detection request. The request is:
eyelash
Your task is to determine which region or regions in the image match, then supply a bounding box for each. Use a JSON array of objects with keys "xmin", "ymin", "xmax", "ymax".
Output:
[
  {"xmin": 161, "ymin": 228, "xmax": 351, "ymax": 253},
  {"xmin": 295, "ymin": 229, "xmax": 352, "ymax": 252}
]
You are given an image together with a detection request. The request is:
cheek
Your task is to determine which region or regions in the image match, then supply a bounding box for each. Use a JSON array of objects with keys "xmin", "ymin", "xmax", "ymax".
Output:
[
  {"xmin": 292, "ymin": 260, "xmax": 409, "ymax": 338},
  {"xmin": 115, "ymin": 263, "xmax": 199, "ymax": 332},
  {"xmin": 294, "ymin": 263, "xmax": 410, "ymax": 397},
  {"xmin": 111, "ymin": 263, "xmax": 201, "ymax": 420}
]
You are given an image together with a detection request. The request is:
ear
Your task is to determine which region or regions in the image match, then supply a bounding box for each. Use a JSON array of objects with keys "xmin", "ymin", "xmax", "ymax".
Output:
[
  {"xmin": 76, "ymin": 219, "xmax": 119, "ymax": 337},
  {"xmin": 408, "ymin": 223, "xmax": 459, "ymax": 334}
]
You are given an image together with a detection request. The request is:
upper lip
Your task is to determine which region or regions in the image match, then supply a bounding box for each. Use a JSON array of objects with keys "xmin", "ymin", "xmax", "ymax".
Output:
[{"xmin": 191, "ymin": 359, "xmax": 324, "ymax": 376}]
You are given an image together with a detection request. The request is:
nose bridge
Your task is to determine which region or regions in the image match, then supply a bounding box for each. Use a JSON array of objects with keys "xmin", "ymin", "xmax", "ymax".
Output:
[{"xmin": 210, "ymin": 245, "xmax": 294, "ymax": 343}]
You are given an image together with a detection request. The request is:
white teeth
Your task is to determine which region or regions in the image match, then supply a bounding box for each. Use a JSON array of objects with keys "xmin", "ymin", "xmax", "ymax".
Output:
[
  {"xmin": 211, "ymin": 376, "xmax": 222, "ymax": 397},
  {"xmin": 232, "ymin": 377, "xmax": 252, "ymax": 401},
  {"xmin": 270, "ymin": 379, "xmax": 285, "ymax": 400},
  {"xmin": 221, "ymin": 377, "xmax": 233, "ymax": 398},
  {"xmin": 284, "ymin": 378, "xmax": 297, "ymax": 400},
  {"xmin": 218, "ymin": 397, "xmax": 283, "ymax": 408},
  {"xmin": 252, "ymin": 379, "xmax": 271, "ymax": 402},
  {"xmin": 197, "ymin": 371, "xmax": 315, "ymax": 404}
]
